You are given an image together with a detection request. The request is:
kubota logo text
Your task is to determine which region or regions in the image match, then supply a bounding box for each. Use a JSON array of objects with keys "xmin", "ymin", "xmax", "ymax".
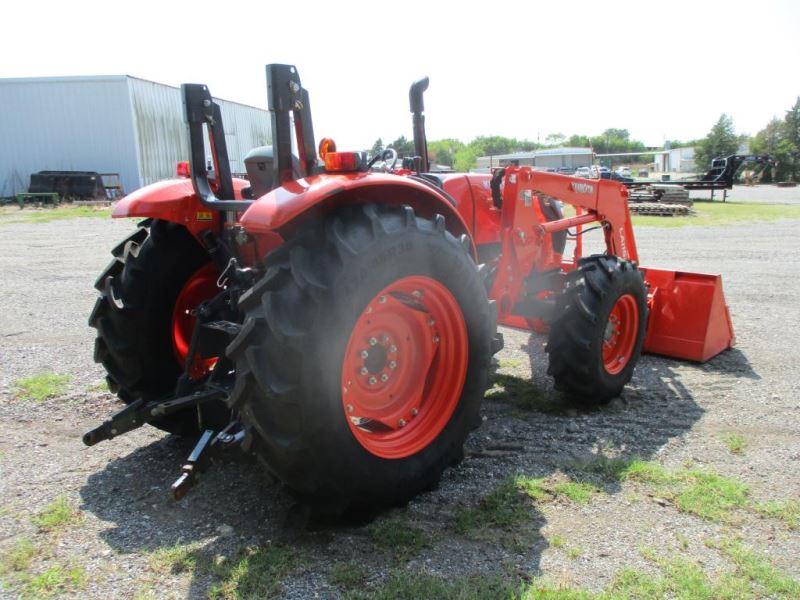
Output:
[{"xmin": 570, "ymin": 182, "xmax": 594, "ymax": 195}]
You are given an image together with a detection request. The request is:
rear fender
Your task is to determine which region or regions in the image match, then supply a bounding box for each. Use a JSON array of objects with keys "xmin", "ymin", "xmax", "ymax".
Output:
[
  {"xmin": 112, "ymin": 178, "xmax": 250, "ymax": 238},
  {"xmin": 238, "ymin": 173, "xmax": 476, "ymax": 259}
]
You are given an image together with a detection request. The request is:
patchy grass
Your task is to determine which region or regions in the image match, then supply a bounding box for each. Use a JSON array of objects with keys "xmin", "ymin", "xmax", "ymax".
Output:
[
  {"xmin": 755, "ymin": 499, "xmax": 799, "ymax": 530},
  {"xmin": 548, "ymin": 535, "xmax": 566, "ymax": 549},
  {"xmin": 454, "ymin": 478, "xmax": 533, "ymax": 535},
  {"xmin": 31, "ymin": 496, "xmax": 81, "ymax": 532},
  {"xmin": 208, "ymin": 544, "xmax": 297, "ymax": 600},
  {"xmin": 329, "ymin": 561, "xmax": 368, "ymax": 589},
  {"xmin": 497, "ymin": 358, "xmax": 524, "ymax": 370},
  {"xmin": 551, "ymin": 481, "xmax": 598, "ymax": 505},
  {"xmin": 369, "ymin": 519, "xmax": 431, "ymax": 560},
  {"xmin": 0, "ymin": 538, "xmax": 37, "ymax": 573},
  {"xmin": 632, "ymin": 201, "xmax": 800, "ymax": 228},
  {"xmin": 0, "ymin": 205, "xmax": 112, "ymax": 224},
  {"xmin": 22, "ymin": 565, "xmax": 86, "ymax": 599},
  {"xmin": 88, "ymin": 380, "xmax": 109, "ymax": 393},
  {"xmin": 485, "ymin": 374, "xmax": 562, "ymax": 413},
  {"xmin": 13, "ymin": 372, "xmax": 71, "ymax": 402},
  {"xmin": 148, "ymin": 542, "xmax": 202, "ymax": 575},
  {"xmin": 673, "ymin": 470, "xmax": 749, "ymax": 523},
  {"xmin": 347, "ymin": 571, "xmax": 518, "ymax": 600},
  {"xmin": 566, "ymin": 546, "xmax": 584, "ymax": 560},
  {"xmin": 716, "ymin": 539, "xmax": 800, "ymax": 599},
  {"xmin": 720, "ymin": 433, "xmax": 747, "ymax": 455}
]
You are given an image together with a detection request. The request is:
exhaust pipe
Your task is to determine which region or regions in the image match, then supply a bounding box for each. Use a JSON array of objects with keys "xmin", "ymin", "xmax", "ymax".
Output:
[{"xmin": 409, "ymin": 77, "xmax": 430, "ymax": 173}]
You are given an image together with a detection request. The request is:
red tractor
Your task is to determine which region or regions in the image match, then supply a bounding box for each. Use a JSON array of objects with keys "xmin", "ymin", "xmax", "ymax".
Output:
[{"xmin": 85, "ymin": 64, "xmax": 734, "ymax": 512}]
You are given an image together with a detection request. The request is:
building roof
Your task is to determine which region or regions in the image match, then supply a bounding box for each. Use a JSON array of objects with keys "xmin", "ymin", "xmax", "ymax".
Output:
[
  {"xmin": 479, "ymin": 147, "xmax": 593, "ymax": 160},
  {"xmin": 0, "ymin": 74, "xmax": 266, "ymax": 112}
]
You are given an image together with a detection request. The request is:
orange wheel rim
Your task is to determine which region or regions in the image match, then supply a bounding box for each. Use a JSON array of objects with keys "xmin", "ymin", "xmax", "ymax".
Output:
[
  {"xmin": 602, "ymin": 293, "xmax": 639, "ymax": 375},
  {"xmin": 172, "ymin": 262, "xmax": 219, "ymax": 379},
  {"xmin": 341, "ymin": 276, "xmax": 469, "ymax": 459}
]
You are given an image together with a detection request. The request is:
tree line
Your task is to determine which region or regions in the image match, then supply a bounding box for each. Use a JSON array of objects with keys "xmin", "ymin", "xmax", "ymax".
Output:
[{"xmin": 367, "ymin": 96, "xmax": 800, "ymax": 181}]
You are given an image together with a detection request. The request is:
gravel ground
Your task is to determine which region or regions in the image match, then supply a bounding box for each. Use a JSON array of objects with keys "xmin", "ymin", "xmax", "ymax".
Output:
[
  {"xmin": 1, "ymin": 214, "xmax": 799, "ymax": 598},
  {"xmin": 689, "ymin": 183, "xmax": 800, "ymax": 204}
]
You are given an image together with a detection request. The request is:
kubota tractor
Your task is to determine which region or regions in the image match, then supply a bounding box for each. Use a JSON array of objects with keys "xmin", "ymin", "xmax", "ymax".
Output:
[{"xmin": 85, "ymin": 64, "xmax": 734, "ymax": 512}]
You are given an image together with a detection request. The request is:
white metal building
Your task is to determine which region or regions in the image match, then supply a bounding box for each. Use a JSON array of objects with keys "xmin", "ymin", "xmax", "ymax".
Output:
[
  {"xmin": 653, "ymin": 147, "xmax": 696, "ymax": 173},
  {"xmin": 476, "ymin": 147, "xmax": 594, "ymax": 170},
  {"xmin": 0, "ymin": 75, "xmax": 271, "ymax": 196}
]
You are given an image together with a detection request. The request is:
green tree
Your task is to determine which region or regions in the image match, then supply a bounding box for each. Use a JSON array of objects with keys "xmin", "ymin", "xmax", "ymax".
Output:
[
  {"xmin": 428, "ymin": 138, "xmax": 465, "ymax": 166},
  {"xmin": 783, "ymin": 97, "xmax": 800, "ymax": 181},
  {"xmin": 694, "ymin": 114, "xmax": 740, "ymax": 172},
  {"xmin": 545, "ymin": 133, "xmax": 566, "ymax": 146},
  {"xmin": 453, "ymin": 146, "xmax": 478, "ymax": 172},
  {"xmin": 370, "ymin": 138, "xmax": 384, "ymax": 156},
  {"xmin": 387, "ymin": 135, "xmax": 415, "ymax": 157}
]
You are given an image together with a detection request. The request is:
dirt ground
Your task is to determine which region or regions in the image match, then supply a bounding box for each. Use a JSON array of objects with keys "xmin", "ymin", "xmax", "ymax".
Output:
[{"xmin": 1, "ymin": 212, "xmax": 799, "ymax": 599}]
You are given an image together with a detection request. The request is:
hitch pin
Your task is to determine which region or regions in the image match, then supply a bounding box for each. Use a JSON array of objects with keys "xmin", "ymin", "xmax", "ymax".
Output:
[{"xmin": 216, "ymin": 257, "xmax": 236, "ymax": 288}]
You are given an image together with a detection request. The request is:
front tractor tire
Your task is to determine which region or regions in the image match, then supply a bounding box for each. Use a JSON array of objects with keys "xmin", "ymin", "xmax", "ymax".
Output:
[
  {"xmin": 89, "ymin": 219, "xmax": 230, "ymax": 435},
  {"xmin": 545, "ymin": 255, "xmax": 648, "ymax": 404},
  {"xmin": 227, "ymin": 205, "xmax": 495, "ymax": 511}
]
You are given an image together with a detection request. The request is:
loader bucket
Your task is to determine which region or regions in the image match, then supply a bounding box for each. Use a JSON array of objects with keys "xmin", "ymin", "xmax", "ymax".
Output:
[{"xmin": 640, "ymin": 267, "xmax": 735, "ymax": 363}]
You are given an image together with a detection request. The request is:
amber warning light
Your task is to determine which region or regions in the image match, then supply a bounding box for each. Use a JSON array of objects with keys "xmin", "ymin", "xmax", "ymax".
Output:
[{"xmin": 324, "ymin": 151, "xmax": 367, "ymax": 172}]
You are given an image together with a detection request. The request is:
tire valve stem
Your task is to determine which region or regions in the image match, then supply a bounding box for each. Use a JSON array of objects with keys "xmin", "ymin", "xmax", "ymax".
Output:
[
  {"xmin": 346, "ymin": 404, "xmax": 354, "ymax": 413},
  {"xmin": 398, "ymin": 419, "xmax": 407, "ymax": 427}
]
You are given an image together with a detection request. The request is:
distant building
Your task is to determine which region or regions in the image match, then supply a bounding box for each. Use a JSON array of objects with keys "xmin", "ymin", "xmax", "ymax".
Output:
[
  {"xmin": 654, "ymin": 147, "xmax": 696, "ymax": 173},
  {"xmin": 0, "ymin": 75, "xmax": 271, "ymax": 196},
  {"xmin": 476, "ymin": 147, "xmax": 593, "ymax": 170}
]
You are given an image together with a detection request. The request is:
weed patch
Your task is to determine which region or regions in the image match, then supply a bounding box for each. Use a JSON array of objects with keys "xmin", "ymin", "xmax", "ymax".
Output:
[
  {"xmin": 14, "ymin": 373, "xmax": 71, "ymax": 402},
  {"xmin": 330, "ymin": 562, "xmax": 368, "ymax": 588},
  {"xmin": 720, "ymin": 433, "xmax": 747, "ymax": 455},
  {"xmin": 369, "ymin": 519, "xmax": 431, "ymax": 560},
  {"xmin": 31, "ymin": 496, "xmax": 81, "ymax": 532}
]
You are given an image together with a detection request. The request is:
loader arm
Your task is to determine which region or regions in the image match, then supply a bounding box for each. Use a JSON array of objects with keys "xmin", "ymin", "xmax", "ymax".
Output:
[{"xmin": 489, "ymin": 166, "xmax": 734, "ymax": 363}]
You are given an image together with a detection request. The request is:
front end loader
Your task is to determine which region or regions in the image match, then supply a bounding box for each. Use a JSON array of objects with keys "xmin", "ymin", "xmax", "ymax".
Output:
[{"xmin": 85, "ymin": 64, "xmax": 734, "ymax": 511}]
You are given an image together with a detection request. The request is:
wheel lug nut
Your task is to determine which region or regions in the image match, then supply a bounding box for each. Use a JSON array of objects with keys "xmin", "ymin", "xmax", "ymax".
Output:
[
  {"xmin": 398, "ymin": 419, "xmax": 406, "ymax": 427},
  {"xmin": 388, "ymin": 360, "xmax": 397, "ymax": 369},
  {"xmin": 369, "ymin": 337, "xmax": 378, "ymax": 346},
  {"xmin": 432, "ymin": 335, "xmax": 440, "ymax": 343},
  {"xmin": 428, "ymin": 318, "xmax": 435, "ymax": 325},
  {"xmin": 360, "ymin": 350, "xmax": 369, "ymax": 359},
  {"xmin": 360, "ymin": 367, "xmax": 369, "ymax": 375},
  {"xmin": 368, "ymin": 376, "xmax": 377, "ymax": 385},
  {"xmin": 381, "ymin": 334, "xmax": 389, "ymax": 343},
  {"xmin": 412, "ymin": 290, "xmax": 422, "ymax": 298},
  {"xmin": 381, "ymin": 373, "xmax": 389, "ymax": 382},
  {"xmin": 379, "ymin": 295, "xmax": 387, "ymax": 303},
  {"xmin": 411, "ymin": 408, "xmax": 418, "ymax": 416},
  {"xmin": 389, "ymin": 345, "xmax": 397, "ymax": 353}
]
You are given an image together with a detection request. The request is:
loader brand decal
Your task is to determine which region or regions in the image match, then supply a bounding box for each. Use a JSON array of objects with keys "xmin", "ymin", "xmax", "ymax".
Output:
[
  {"xmin": 570, "ymin": 182, "xmax": 594, "ymax": 195},
  {"xmin": 196, "ymin": 210, "xmax": 213, "ymax": 221},
  {"xmin": 520, "ymin": 189, "xmax": 533, "ymax": 207}
]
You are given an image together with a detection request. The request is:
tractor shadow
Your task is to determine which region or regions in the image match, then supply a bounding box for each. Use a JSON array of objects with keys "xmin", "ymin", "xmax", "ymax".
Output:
[{"xmin": 78, "ymin": 331, "xmax": 758, "ymax": 598}]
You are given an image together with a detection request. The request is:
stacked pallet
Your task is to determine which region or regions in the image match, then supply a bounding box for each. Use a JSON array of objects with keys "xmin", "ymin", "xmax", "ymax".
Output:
[
  {"xmin": 628, "ymin": 184, "xmax": 691, "ymax": 205},
  {"xmin": 629, "ymin": 202, "xmax": 695, "ymax": 217}
]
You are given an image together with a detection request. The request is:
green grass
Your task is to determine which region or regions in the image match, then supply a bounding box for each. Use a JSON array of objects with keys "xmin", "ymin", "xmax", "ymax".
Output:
[
  {"xmin": 755, "ymin": 499, "xmax": 800, "ymax": 530},
  {"xmin": 88, "ymin": 380, "xmax": 109, "ymax": 393},
  {"xmin": 566, "ymin": 546, "xmax": 584, "ymax": 560},
  {"xmin": 454, "ymin": 478, "xmax": 533, "ymax": 535},
  {"xmin": 673, "ymin": 471, "xmax": 749, "ymax": 523},
  {"xmin": 551, "ymin": 481, "xmax": 598, "ymax": 505},
  {"xmin": 632, "ymin": 200, "xmax": 800, "ymax": 228},
  {"xmin": 148, "ymin": 542, "xmax": 201, "ymax": 574},
  {"xmin": 208, "ymin": 544, "xmax": 297, "ymax": 600},
  {"xmin": 347, "ymin": 571, "xmax": 518, "ymax": 600},
  {"xmin": 0, "ymin": 538, "xmax": 37, "ymax": 573},
  {"xmin": 13, "ymin": 372, "xmax": 71, "ymax": 402},
  {"xmin": 486, "ymin": 374, "xmax": 562, "ymax": 413},
  {"xmin": 716, "ymin": 539, "xmax": 800, "ymax": 599},
  {"xmin": 21, "ymin": 565, "xmax": 86, "ymax": 599},
  {"xmin": 31, "ymin": 496, "xmax": 81, "ymax": 532},
  {"xmin": 548, "ymin": 535, "xmax": 565, "ymax": 549},
  {"xmin": 720, "ymin": 433, "xmax": 747, "ymax": 455},
  {"xmin": 330, "ymin": 561, "xmax": 368, "ymax": 589},
  {"xmin": 0, "ymin": 205, "xmax": 111, "ymax": 224},
  {"xmin": 369, "ymin": 519, "xmax": 431, "ymax": 560}
]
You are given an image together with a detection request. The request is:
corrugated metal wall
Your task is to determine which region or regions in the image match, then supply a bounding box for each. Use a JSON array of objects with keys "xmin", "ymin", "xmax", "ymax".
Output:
[
  {"xmin": 0, "ymin": 76, "xmax": 141, "ymax": 195},
  {"xmin": 128, "ymin": 77, "xmax": 271, "ymax": 186},
  {"xmin": 0, "ymin": 75, "xmax": 271, "ymax": 196}
]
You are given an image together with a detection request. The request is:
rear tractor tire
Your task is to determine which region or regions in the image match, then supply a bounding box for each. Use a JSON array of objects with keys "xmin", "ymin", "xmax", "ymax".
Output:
[
  {"xmin": 545, "ymin": 255, "xmax": 648, "ymax": 405},
  {"xmin": 227, "ymin": 204, "xmax": 496, "ymax": 511},
  {"xmin": 89, "ymin": 219, "xmax": 231, "ymax": 435}
]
